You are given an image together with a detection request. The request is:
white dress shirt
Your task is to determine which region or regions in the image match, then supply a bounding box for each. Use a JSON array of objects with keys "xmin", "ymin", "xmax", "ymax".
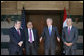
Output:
[
  {"xmin": 48, "ymin": 25, "xmax": 52, "ymax": 31},
  {"xmin": 68, "ymin": 25, "xmax": 72, "ymax": 30},
  {"xmin": 28, "ymin": 28, "xmax": 34, "ymax": 42}
]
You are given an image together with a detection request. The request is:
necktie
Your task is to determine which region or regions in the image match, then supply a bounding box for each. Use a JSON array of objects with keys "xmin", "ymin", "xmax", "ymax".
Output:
[
  {"xmin": 68, "ymin": 27, "xmax": 70, "ymax": 35},
  {"xmin": 29, "ymin": 29, "xmax": 32, "ymax": 43},
  {"xmin": 49, "ymin": 27, "xmax": 51, "ymax": 36},
  {"xmin": 17, "ymin": 30, "xmax": 20, "ymax": 36}
]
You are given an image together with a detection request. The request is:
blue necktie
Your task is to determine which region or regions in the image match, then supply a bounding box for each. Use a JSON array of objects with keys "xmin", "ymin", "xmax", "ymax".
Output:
[{"xmin": 49, "ymin": 27, "xmax": 51, "ymax": 36}]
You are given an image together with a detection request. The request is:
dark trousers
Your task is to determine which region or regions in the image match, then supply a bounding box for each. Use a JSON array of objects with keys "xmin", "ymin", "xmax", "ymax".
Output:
[
  {"xmin": 44, "ymin": 47, "xmax": 56, "ymax": 55},
  {"xmin": 26, "ymin": 41, "xmax": 37, "ymax": 55},
  {"xmin": 9, "ymin": 47, "xmax": 23, "ymax": 55},
  {"xmin": 64, "ymin": 46, "xmax": 76, "ymax": 55}
]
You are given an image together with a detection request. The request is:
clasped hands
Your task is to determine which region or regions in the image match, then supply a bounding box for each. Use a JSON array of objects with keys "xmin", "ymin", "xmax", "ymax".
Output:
[
  {"xmin": 64, "ymin": 42, "xmax": 73, "ymax": 46},
  {"xmin": 18, "ymin": 41, "xmax": 23, "ymax": 47}
]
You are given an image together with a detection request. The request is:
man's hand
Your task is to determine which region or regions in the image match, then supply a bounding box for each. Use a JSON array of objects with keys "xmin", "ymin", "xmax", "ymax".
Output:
[
  {"xmin": 68, "ymin": 43, "xmax": 72, "ymax": 46},
  {"xmin": 40, "ymin": 37, "xmax": 42, "ymax": 42},
  {"xmin": 20, "ymin": 41, "xmax": 23, "ymax": 44},
  {"xmin": 57, "ymin": 37, "xmax": 60, "ymax": 42},
  {"xmin": 64, "ymin": 42, "xmax": 69, "ymax": 46},
  {"xmin": 18, "ymin": 42, "xmax": 22, "ymax": 47},
  {"xmin": 18, "ymin": 41, "xmax": 23, "ymax": 47},
  {"xmin": 64, "ymin": 42, "xmax": 72, "ymax": 46}
]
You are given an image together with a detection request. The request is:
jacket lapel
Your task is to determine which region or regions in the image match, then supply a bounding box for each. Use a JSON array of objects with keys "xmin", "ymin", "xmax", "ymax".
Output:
[
  {"xmin": 51, "ymin": 26, "xmax": 54, "ymax": 36},
  {"xmin": 70, "ymin": 26, "xmax": 73, "ymax": 35},
  {"xmin": 32, "ymin": 29, "xmax": 35, "ymax": 40},
  {"xmin": 67, "ymin": 26, "xmax": 73, "ymax": 36},
  {"xmin": 46, "ymin": 26, "xmax": 49, "ymax": 36},
  {"xmin": 66, "ymin": 27, "xmax": 69, "ymax": 36},
  {"xmin": 26, "ymin": 29, "xmax": 29, "ymax": 40},
  {"xmin": 13, "ymin": 27, "xmax": 20, "ymax": 40}
]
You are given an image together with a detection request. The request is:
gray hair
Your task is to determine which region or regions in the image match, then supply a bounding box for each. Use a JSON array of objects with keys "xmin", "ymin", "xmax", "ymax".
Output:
[{"xmin": 46, "ymin": 18, "xmax": 53, "ymax": 22}]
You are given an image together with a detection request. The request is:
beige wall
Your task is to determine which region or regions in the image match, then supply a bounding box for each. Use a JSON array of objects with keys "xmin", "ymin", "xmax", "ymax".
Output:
[
  {"xmin": 69, "ymin": 1, "xmax": 83, "ymax": 15},
  {"xmin": 1, "ymin": 1, "xmax": 83, "ymax": 15},
  {"xmin": 17, "ymin": 1, "xmax": 69, "ymax": 10},
  {"xmin": 1, "ymin": 1, "xmax": 18, "ymax": 15}
]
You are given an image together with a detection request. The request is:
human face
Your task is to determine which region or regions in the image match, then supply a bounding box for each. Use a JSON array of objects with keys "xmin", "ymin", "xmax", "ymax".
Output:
[
  {"xmin": 15, "ymin": 21, "xmax": 21, "ymax": 29},
  {"xmin": 46, "ymin": 19, "xmax": 52, "ymax": 26},
  {"xmin": 27, "ymin": 22, "xmax": 33, "ymax": 29},
  {"xmin": 67, "ymin": 18, "xmax": 72, "ymax": 26}
]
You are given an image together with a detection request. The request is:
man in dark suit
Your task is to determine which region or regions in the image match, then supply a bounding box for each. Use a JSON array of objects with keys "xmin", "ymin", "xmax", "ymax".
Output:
[
  {"xmin": 9, "ymin": 20, "xmax": 25, "ymax": 55},
  {"xmin": 40, "ymin": 18, "xmax": 60, "ymax": 55},
  {"xmin": 62, "ymin": 18, "xmax": 78, "ymax": 55},
  {"xmin": 24, "ymin": 21, "xmax": 39, "ymax": 55}
]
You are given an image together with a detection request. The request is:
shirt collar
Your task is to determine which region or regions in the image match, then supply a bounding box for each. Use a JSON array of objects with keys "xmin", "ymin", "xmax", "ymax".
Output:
[
  {"xmin": 28, "ymin": 28, "xmax": 32, "ymax": 30},
  {"xmin": 14, "ymin": 26, "xmax": 19, "ymax": 30},
  {"xmin": 68, "ymin": 25, "xmax": 72, "ymax": 30},
  {"xmin": 48, "ymin": 25, "xmax": 52, "ymax": 28}
]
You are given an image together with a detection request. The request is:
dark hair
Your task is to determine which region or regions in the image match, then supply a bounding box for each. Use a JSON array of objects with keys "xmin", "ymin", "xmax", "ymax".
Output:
[
  {"xmin": 14, "ymin": 20, "xmax": 21, "ymax": 24},
  {"xmin": 67, "ymin": 18, "xmax": 73, "ymax": 22},
  {"xmin": 27, "ymin": 21, "xmax": 32, "ymax": 24}
]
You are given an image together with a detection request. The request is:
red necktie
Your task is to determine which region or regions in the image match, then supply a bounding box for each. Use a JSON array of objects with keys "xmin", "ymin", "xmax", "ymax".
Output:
[
  {"xmin": 68, "ymin": 27, "xmax": 70, "ymax": 35},
  {"xmin": 17, "ymin": 30, "xmax": 20, "ymax": 35}
]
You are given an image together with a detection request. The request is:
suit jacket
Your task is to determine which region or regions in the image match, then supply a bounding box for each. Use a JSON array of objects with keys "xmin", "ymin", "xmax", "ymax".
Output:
[
  {"xmin": 62, "ymin": 26, "xmax": 78, "ymax": 49},
  {"xmin": 9, "ymin": 27, "xmax": 25, "ymax": 52},
  {"xmin": 24, "ymin": 28, "xmax": 39, "ymax": 49},
  {"xmin": 41, "ymin": 26, "xmax": 60, "ymax": 50}
]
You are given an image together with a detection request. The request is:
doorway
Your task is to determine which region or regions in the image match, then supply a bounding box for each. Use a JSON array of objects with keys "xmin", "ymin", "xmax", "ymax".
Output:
[{"xmin": 25, "ymin": 10, "xmax": 63, "ymax": 55}]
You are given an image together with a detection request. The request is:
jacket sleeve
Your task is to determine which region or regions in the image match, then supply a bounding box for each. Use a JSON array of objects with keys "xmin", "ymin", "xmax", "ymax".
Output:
[
  {"xmin": 9, "ymin": 28, "xmax": 19, "ymax": 45},
  {"xmin": 36, "ymin": 29, "xmax": 39, "ymax": 47},
  {"xmin": 21, "ymin": 29, "xmax": 26, "ymax": 48},
  {"xmin": 41, "ymin": 28, "xmax": 45, "ymax": 38},
  {"xmin": 62, "ymin": 28, "xmax": 66, "ymax": 42},
  {"xmin": 71, "ymin": 28, "xmax": 78, "ymax": 44},
  {"xmin": 55, "ymin": 27, "xmax": 60, "ymax": 38}
]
